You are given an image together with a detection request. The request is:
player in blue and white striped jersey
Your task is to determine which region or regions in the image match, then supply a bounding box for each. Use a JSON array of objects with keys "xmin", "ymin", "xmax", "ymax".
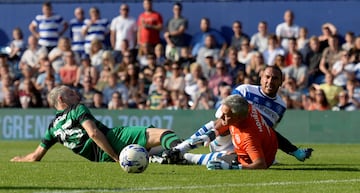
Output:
[
  {"xmin": 230, "ymin": 84, "xmax": 286, "ymax": 128},
  {"xmin": 29, "ymin": 2, "xmax": 68, "ymax": 52},
  {"xmin": 82, "ymin": 7, "xmax": 110, "ymax": 54},
  {"xmin": 69, "ymin": 7, "xmax": 86, "ymax": 57},
  {"xmin": 173, "ymin": 66, "xmax": 313, "ymax": 165}
]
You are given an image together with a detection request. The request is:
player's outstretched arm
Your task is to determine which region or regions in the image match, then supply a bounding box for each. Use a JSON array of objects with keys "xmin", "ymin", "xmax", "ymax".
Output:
[
  {"xmin": 81, "ymin": 120, "xmax": 119, "ymax": 162},
  {"xmin": 11, "ymin": 145, "xmax": 48, "ymax": 162}
]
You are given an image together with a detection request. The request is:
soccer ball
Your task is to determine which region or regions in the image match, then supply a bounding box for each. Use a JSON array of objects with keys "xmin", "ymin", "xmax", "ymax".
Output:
[{"xmin": 119, "ymin": 144, "xmax": 149, "ymax": 173}]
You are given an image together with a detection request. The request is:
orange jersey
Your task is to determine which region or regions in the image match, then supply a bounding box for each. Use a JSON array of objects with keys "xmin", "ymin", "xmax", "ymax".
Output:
[{"xmin": 218, "ymin": 105, "xmax": 278, "ymax": 168}]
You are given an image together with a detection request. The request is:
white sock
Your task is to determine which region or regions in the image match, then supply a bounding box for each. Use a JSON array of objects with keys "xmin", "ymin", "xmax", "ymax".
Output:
[
  {"xmin": 174, "ymin": 120, "xmax": 215, "ymax": 154},
  {"xmin": 184, "ymin": 152, "xmax": 226, "ymax": 165},
  {"xmin": 190, "ymin": 121, "xmax": 215, "ymax": 139},
  {"xmin": 174, "ymin": 140, "xmax": 194, "ymax": 153}
]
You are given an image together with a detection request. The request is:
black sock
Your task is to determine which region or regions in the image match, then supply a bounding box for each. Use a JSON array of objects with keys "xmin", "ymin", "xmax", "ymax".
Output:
[
  {"xmin": 160, "ymin": 130, "xmax": 182, "ymax": 150},
  {"xmin": 276, "ymin": 131, "xmax": 298, "ymax": 154}
]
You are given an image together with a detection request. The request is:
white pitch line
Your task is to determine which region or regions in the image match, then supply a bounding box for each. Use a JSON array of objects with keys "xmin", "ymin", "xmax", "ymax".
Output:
[{"xmin": 35, "ymin": 178, "xmax": 360, "ymax": 193}]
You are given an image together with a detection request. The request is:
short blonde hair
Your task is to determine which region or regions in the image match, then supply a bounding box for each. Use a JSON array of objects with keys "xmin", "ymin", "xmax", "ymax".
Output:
[
  {"xmin": 47, "ymin": 85, "xmax": 68, "ymax": 107},
  {"xmin": 222, "ymin": 95, "xmax": 249, "ymax": 117}
]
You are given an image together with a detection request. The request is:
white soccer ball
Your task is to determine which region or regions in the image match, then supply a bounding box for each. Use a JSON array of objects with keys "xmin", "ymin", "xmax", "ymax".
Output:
[{"xmin": 119, "ymin": 144, "xmax": 149, "ymax": 173}]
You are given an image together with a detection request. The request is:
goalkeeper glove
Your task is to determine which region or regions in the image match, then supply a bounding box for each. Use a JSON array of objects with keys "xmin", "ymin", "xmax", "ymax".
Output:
[{"xmin": 207, "ymin": 160, "xmax": 242, "ymax": 170}]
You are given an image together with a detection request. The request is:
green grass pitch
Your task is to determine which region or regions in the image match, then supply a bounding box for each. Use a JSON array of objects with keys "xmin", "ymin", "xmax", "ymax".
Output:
[{"xmin": 1, "ymin": 141, "xmax": 360, "ymax": 193}]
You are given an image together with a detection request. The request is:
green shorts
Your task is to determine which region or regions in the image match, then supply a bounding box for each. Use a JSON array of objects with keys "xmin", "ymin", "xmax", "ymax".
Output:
[{"xmin": 99, "ymin": 126, "xmax": 148, "ymax": 162}]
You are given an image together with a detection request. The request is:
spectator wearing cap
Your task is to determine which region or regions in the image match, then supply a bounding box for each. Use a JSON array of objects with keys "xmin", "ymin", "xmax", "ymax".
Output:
[{"xmin": 202, "ymin": 53, "xmax": 217, "ymax": 80}]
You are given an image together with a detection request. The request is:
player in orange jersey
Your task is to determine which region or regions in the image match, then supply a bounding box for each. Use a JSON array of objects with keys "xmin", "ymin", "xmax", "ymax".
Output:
[{"xmin": 190, "ymin": 94, "xmax": 278, "ymax": 169}]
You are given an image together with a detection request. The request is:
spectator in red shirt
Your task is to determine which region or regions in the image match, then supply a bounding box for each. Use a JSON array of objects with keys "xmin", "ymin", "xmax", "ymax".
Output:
[{"xmin": 137, "ymin": 0, "xmax": 163, "ymax": 49}]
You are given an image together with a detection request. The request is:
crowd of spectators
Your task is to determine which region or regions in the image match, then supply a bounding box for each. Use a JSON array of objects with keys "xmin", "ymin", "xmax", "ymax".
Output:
[{"xmin": 1, "ymin": 0, "xmax": 360, "ymax": 111}]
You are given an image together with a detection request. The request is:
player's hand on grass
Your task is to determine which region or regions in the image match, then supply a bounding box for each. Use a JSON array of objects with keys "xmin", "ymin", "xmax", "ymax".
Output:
[{"xmin": 10, "ymin": 156, "xmax": 29, "ymax": 162}]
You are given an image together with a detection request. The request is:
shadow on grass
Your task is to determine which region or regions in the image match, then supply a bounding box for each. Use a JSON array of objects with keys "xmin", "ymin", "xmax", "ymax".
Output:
[
  {"xmin": 0, "ymin": 186, "xmax": 128, "ymax": 191},
  {"xmin": 271, "ymin": 163, "xmax": 360, "ymax": 172}
]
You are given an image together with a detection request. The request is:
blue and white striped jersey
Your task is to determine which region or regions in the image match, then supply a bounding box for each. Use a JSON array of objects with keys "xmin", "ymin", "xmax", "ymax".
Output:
[
  {"xmin": 231, "ymin": 84, "xmax": 286, "ymax": 128},
  {"xmin": 69, "ymin": 18, "xmax": 85, "ymax": 55},
  {"xmin": 83, "ymin": 18, "xmax": 110, "ymax": 53},
  {"xmin": 32, "ymin": 14, "xmax": 65, "ymax": 47}
]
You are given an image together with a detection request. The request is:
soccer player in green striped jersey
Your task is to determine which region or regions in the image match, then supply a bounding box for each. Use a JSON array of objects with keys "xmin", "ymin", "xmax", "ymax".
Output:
[{"xmin": 11, "ymin": 85, "xmax": 185, "ymax": 162}]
